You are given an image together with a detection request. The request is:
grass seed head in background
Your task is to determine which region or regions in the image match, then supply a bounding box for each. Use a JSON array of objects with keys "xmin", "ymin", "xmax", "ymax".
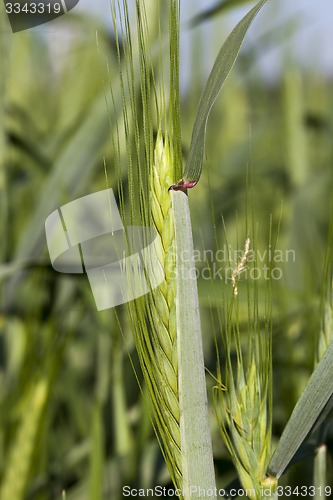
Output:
[{"xmin": 213, "ymin": 237, "xmax": 276, "ymax": 499}]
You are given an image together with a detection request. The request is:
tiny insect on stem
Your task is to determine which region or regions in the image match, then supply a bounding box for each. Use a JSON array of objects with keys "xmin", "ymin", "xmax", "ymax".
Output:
[{"xmin": 168, "ymin": 179, "xmax": 198, "ymax": 191}]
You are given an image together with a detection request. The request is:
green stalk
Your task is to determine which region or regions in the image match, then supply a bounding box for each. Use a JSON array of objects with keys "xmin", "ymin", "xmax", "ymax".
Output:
[
  {"xmin": 89, "ymin": 404, "xmax": 104, "ymax": 500},
  {"xmin": 283, "ymin": 61, "xmax": 308, "ymax": 188},
  {"xmin": 172, "ymin": 190, "xmax": 216, "ymax": 499},
  {"xmin": 314, "ymin": 444, "xmax": 327, "ymax": 500},
  {"xmin": 0, "ymin": 3, "xmax": 9, "ymax": 263},
  {"xmin": 112, "ymin": 341, "xmax": 133, "ymax": 458},
  {"xmin": 0, "ymin": 379, "xmax": 49, "ymax": 500}
]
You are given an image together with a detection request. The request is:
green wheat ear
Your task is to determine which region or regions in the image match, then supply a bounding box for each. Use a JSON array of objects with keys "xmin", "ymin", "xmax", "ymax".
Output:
[
  {"xmin": 123, "ymin": 130, "xmax": 182, "ymax": 486},
  {"xmin": 111, "ymin": 0, "xmax": 184, "ymax": 489},
  {"xmin": 144, "ymin": 130, "xmax": 182, "ymax": 485}
]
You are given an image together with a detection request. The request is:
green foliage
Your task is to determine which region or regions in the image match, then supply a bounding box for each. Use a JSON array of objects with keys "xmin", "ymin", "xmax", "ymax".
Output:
[{"xmin": 1, "ymin": 1, "xmax": 333, "ymax": 498}]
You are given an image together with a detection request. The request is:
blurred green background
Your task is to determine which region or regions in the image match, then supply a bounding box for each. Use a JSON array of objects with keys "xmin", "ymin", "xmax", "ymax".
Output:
[{"xmin": 0, "ymin": 1, "xmax": 333, "ymax": 498}]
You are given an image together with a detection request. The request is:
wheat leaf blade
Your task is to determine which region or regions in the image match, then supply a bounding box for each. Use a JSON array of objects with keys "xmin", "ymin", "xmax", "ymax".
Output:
[
  {"xmin": 171, "ymin": 190, "xmax": 216, "ymax": 499},
  {"xmin": 183, "ymin": 0, "xmax": 268, "ymax": 186},
  {"xmin": 268, "ymin": 340, "xmax": 333, "ymax": 479}
]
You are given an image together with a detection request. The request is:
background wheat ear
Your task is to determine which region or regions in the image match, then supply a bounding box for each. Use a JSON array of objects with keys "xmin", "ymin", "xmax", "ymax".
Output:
[{"xmin": 212, "ymin": 234, "xmax": 277, "ymax": 500}]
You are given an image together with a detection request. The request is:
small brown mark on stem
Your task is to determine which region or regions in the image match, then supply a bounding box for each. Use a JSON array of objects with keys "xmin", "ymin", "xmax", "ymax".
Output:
[{"xmin": 168, "ymin": 178, "xmax": 198, "ymax": 192}]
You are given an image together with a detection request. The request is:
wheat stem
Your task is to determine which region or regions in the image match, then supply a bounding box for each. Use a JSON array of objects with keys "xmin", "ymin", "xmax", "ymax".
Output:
[{"xmin": 172, "ymin": 188, "xmax": 217, "ymax": 499}]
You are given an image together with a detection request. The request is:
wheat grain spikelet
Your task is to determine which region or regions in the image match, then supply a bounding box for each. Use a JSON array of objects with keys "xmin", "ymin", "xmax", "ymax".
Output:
[
  {"xmin": 131, "ymin": 130, "xmax": 182, "ymax": 489},
  {"xmin": 149, "ymin": 131, "xmax": 181, "ymax": 478}
]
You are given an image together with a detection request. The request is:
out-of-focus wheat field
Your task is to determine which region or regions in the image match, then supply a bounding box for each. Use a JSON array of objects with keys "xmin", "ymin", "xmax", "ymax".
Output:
[{"xmin": 0, "ymin": 1, "xmax": 332, "ymax": 498}]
